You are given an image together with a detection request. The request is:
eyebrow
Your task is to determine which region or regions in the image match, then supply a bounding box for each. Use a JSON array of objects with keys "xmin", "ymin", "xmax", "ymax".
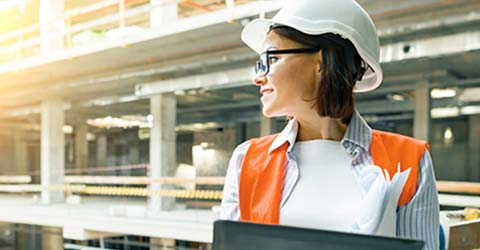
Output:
[
  {"xmin": 265, "ymin": 46, "xmax": 279, "ymax": 52},
  {"xmin": 260, "ymin": 46, "xmax": 279, "ymax": 55}
]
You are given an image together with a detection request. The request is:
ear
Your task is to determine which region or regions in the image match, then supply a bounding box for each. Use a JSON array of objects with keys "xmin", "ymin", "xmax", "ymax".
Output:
[{"xmin": 315, "ymin": 50, "xmax": 323, "ymax": 73}]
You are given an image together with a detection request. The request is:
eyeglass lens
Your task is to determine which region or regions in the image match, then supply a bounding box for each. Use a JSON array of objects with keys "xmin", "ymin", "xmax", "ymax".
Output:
[{"xmin": 255, "ymin": 53, "xmax": 268, "ymax": 75}]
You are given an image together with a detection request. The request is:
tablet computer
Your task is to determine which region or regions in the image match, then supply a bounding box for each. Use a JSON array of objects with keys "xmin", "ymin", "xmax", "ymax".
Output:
[{"xmin": 213, "ymin": 220, "xmax": 424, "ymax": 250}]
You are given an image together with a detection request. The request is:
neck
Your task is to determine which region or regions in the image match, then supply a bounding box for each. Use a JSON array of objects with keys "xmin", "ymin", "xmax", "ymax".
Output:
[{"xmin": 295, "ymin": 113, "xmax": 348, "ymax": 142}]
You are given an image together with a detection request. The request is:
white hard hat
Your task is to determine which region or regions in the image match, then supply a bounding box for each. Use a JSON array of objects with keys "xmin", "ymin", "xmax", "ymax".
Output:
[{"xmin": 241, "ymin": 0, "xmax": 382, "ymax": 93}]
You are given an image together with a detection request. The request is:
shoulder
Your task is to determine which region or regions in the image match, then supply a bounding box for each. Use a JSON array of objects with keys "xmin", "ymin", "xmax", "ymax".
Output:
[
  {"xmin": 229, "ymin": 140, "xmax": 252, "ymax": 164},
  {"xmin": 372, "ymin": 129, "xmax": 429, "ymax": 150},
  {"xmin": 233, "ymin": 140, "xmax": 251, "ymax": 155},
  {"xmin": 249, "ymin": 134, "xmax": 279, "ymax": 148},
  {"xmin": 228, "ymin": 134, "xmax": 280, "ymax": 171},
  {"xmin": 224, "ymin": 140, "xmax": 252, "ymax": 185}
]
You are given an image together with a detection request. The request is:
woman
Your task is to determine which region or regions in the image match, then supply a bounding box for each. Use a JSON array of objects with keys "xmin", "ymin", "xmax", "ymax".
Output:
[{"xmin": 220, "ymin": 0, "xmax": 439, "ymax": 249}]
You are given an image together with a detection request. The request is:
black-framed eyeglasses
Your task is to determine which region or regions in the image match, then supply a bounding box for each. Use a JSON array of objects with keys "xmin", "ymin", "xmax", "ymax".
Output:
[{"xmin": 255, "ymin": 48, "xmax": 320, "ymax": 76}]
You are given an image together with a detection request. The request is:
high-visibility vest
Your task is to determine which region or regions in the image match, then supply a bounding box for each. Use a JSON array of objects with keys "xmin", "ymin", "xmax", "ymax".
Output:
[{"xmin": 239, "ymin": 130, "xmax": 429, "ymax": 224}]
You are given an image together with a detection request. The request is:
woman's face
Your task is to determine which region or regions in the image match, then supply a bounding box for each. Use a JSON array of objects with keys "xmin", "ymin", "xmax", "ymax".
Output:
[{"xmin": 253, "ymin": 31, "xmax": 321, "ymax": 118}]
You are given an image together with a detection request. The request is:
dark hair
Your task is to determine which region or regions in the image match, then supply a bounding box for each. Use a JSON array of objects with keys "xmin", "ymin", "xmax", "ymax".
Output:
[{"xmin": 269, "ymin": 25, "xmax": 367, "ymax": 124}]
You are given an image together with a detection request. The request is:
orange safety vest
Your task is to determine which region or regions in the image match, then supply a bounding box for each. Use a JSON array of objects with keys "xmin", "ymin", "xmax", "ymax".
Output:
[{"xmin": 239, "ymin": 130, "xmax": 429, "ymax": 225}]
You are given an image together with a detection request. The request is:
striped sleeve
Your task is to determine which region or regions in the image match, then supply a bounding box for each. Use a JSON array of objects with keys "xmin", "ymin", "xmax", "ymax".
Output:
[{"xmin": 396, "ymin": 149, "xmax": 439, "ymax": 250}]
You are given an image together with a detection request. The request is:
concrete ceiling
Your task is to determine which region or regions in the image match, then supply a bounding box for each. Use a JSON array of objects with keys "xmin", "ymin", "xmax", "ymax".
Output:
[{"xmin": 0, "ymin": 0, "xmax": 479, "ymax": 131}]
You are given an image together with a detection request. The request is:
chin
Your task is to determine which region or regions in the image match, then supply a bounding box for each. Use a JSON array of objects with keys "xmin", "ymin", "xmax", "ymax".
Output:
[
  {"xmin": 262, "ymin": 105, "xmax": 286, "ymax": 118},
  {"xmin": 262, "ymin": 106, "xmax": 274, "ymax": 118}
]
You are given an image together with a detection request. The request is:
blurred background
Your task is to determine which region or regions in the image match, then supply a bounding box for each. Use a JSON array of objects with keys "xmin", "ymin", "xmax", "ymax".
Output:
[{"xmin": 0, "ymin": 0, "xmax": 479, "ymax": 249}]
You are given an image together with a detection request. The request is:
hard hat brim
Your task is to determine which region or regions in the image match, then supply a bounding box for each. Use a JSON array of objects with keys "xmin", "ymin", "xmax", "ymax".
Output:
[
  {"xmin": 241, "ymin": 18, "xmax": 383, "ymax": 93},
  {"xmin": 241, "ymin": 19, "xmax": 274, "ymax": 54}
]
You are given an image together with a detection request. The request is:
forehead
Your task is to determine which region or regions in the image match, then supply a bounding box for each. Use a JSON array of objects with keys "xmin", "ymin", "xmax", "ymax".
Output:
[{"xmin": 261, "ymin": 31, "xmax": 301, "ymax": 52}]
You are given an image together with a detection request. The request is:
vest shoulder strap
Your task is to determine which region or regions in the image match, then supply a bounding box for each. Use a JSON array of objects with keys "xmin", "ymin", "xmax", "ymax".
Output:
[
  {"xmin": 239, "ymin": 134, "xmax": 286, "ymax": 224},
  {"xmin": 370, "ymin": 130, "xmax": 429, "ymax": 206}
]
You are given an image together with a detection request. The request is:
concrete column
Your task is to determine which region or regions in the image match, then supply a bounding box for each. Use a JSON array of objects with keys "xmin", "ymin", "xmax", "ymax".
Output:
[
  {"xmin": 260, "ymin": 113, "xmax": 274, "ymax": 136},
  {"xmin": 13, "ymin": 130, "xmax": 28, "ymax": 174},
  {"xmin": 414, "ymin": 81, "xmax": 430, "ymax": 141},
  {"xmin": 39, "ymin": 0, "xmax": 64, "ymax": 55},
  {"xmin": 74, "ymin": 125, "xmax": 88, "ymax": 171},
  {"xmin": 149, "ymin": 93, "xmax": 176, "ymax": 213},
  {"xmin": 41, "ymin": 97, "xmax": 64, "ymax": 204},
  {"xmin": 41, "ymin": 226, "xmax": 63, "ymax": 250},
  {"xmin": 469, "ymin": 115, "xmax": 480, "ymax": 182},
  {"xmin": 150, "ymin": 0, "xmax": 178, "ymax": 28},
  {"xmin": 96, "ymin": 134, "xmax": 108, "ymax": 167}
]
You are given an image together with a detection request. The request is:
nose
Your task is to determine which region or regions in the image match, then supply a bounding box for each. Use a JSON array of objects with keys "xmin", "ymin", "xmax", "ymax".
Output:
[{"xmin": 252, "ymin": 72, "xmax": 267, "ymax": 86}]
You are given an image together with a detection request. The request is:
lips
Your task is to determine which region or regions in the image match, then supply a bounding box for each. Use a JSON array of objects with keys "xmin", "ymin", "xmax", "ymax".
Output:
[{"xmin": 260, "ymin": 88, "xmax": 274, "ymax": 95}]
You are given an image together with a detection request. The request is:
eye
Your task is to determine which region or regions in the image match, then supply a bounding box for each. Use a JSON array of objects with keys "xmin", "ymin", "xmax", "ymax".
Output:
[{"xmin": 268, "ymin": 55, "xmax": 278, "ymax": 64}]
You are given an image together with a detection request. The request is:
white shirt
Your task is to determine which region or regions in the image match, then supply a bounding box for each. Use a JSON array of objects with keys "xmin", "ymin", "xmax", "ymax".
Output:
[
  {"xmin": 220, "ymin": 110, "xmax": 439, "ymax": 250},
  {"xmin": 280, "ymin": 139, "xmax": 363, "ymax": 232}
]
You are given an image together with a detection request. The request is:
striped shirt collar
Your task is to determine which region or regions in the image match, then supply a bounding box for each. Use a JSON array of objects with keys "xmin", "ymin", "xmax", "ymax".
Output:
[{"xmin": 268, "ymin": 109, "xmax": 372, "ymax": 155}]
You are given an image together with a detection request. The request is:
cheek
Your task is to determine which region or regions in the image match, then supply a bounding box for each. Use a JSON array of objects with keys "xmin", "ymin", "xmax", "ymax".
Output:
[
  {"xmin": 269, "ymin": 59, "xmax": 318, "ymax": 104},
  {"xmin": 290, "ymin": 64, "xmax": 318, "ymax": 99},
  {"xmin": 269, "ymin": 74, "xmax": 297, "ymax": 101}
]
